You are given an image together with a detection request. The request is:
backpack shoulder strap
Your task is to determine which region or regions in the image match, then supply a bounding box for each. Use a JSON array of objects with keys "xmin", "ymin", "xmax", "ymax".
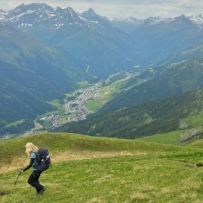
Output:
[{"xmin": 31, "ymin": 152, "xmax": 38, "ymax": 159}]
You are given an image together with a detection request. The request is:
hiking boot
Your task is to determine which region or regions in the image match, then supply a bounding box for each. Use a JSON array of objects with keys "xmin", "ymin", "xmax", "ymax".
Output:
[{"xmin": 38, "ymin": 187, "xmax": 46, "ymax": 195}]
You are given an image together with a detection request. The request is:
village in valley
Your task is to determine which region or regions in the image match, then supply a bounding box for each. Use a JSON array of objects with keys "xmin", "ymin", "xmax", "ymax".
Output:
[
  {"xmin": 38, "ymin": 82, "xmax": 102, "ymax": 130},
  {"xmin": 30, "ymin": 71, "xmax": 135, "ymax": 132}
]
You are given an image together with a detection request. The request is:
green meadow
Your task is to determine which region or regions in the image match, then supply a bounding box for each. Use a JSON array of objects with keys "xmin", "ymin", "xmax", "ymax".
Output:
[
  {"xmin": 1, "ymin": 133, "xmax": 203, "ymax": 202},
  {"xmin": 85, "ymin": 79, "xmax": 125, "ymax": 112}
]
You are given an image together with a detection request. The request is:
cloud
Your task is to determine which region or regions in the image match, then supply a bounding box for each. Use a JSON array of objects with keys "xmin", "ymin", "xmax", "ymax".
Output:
[{"xmin": 0, "ymin": 0, "xmax": 203, "ymax": 19}]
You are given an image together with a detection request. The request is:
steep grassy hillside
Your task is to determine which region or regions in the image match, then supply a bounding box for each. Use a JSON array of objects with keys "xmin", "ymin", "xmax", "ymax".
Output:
[
  {"xmin": 0, "ymin": 133, "xmax": 180, "ymax": 169},
  {"xmin": 1, "ymin": 133, "xmax": 203, "ymax": 202},
  {"xmin": 139, "ymin": 129, "xmax": 203, "ymax": 145}
]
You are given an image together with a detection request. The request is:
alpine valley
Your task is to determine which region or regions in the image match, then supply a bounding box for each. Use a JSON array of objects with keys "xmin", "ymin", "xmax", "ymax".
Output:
[{"xmin": 1, "ymin": 3, "xmax": 203, "ymax": 139}]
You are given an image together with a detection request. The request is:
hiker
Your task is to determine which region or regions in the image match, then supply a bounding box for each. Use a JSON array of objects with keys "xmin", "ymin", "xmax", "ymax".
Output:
[{"xmin": 21, "ymin": 142, "xmax": 49, "ymax": 195}]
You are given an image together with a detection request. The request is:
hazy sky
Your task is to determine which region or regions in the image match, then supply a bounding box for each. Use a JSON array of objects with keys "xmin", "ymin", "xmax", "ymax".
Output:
[{"xmin": 0, "ymin": 0, "xmax": 202, "ymax": 19}]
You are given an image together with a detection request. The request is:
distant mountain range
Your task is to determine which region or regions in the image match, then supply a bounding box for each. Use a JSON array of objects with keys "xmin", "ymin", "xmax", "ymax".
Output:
[
  {"xmin": 113, "ymin": 15, "xmax": 203, "ymax": 66},
  {"xmin": 2, "ymin": 3, "xmax": 203, "ymax": 71},
  {"xmin": 0, "ymin": 3, "xmax": 136, "ymax": 78},
  {"xmin": 114, "ymin": 14, "xmax": 203, "ymax": 28},
  {"xmin": 1, "ymin": 3, "xmax": 203, "ymax": 136}
]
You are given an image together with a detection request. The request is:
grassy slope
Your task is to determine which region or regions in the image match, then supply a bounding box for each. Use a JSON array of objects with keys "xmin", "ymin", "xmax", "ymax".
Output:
[
  {"xmin": 0, "ymin": 133, "xmax": 180, "ymax": 168},
  {"xmin": 139, "ymin": 130, "xmax": 184, "ymax": 145},
  {"xmin": 1, "ymin": 133, "xmax": 203, "ymax": 202},
  {"xmin": 184, "ymin": 113, "xmax": 203, "ymax": 128},
  {"xmin": 139, "ymin": 126, "xmax": 203, "ymax": 146},
  {"xmin": 189, "ymin": 139, "xmax": 203, "ymax": 148}
]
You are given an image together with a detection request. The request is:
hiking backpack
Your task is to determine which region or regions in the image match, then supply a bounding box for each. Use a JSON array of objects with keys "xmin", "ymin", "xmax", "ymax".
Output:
[{"xmin": 35, "ymin": 148, "xmax": 51, "ymax": 172}]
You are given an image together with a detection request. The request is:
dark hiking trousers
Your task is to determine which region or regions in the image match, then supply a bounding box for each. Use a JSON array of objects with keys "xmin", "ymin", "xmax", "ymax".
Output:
[{"xmin": 28, "ymin": 170, "xmax": 44, "ymax": 193}]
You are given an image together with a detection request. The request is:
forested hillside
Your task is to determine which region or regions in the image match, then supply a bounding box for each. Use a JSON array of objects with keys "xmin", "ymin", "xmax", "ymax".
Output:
[
  {"xmin": 101, "ymin": 57, "xmax": 203, "ymax": 112},
  {"xmin": 57, "ymin": 88, "xmax": 203, "ymax": 138},
  {"xmin": 0, "ymin": 24, "xmax": 75, "ymax": 135}
]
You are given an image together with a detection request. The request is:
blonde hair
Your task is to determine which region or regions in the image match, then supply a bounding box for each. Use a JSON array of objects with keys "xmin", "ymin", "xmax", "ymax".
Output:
[{"xmin": 25, "ymin": 142, "xmax": 39, "ymax": 157}]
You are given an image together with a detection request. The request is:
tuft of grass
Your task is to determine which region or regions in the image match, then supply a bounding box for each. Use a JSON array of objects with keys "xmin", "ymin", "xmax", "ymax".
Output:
[
  {"xmin": 130, "ymin": 192, "xmax": 150, "ymax": 201},
  {"xmin": 190, "ymin": 139, "xmax": 203, "ymax": 148}
]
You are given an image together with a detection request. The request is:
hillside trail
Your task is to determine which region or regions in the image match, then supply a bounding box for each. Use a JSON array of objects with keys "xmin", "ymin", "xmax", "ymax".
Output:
[{"xmin": 0, "ymin": 150, "xmax": 145, "ymax": 174}]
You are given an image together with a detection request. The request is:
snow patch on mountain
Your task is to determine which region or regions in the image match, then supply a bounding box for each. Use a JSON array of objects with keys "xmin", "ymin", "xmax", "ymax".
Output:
[
  {"xmin": 114, "ymin": 16, "xmax": 175, "ymax": 26},
  {"xmin": 17, "ymin": 22, "xmax": 33, "ymax": 28},
  {"xmin": 189, "ymin": 15, "xmax": 203, "ymax": 25},
  {"xmin": 0, "ymin": 9, "xmax": 7, "ymax": 21},
  {"xmin": 54, "ymin": 23, "xmax": 65, "ymax": 30},
  {"xmin": 115, "ymin": 14, "xmax": 203, "ymax": 27},
  {"xmin": 8, "ymin": 3, "xmax": 58, "ymax": 23},
  {"xmin": 126, "ymin": 17, "xmax": 144, "ymax": 24},
  {"xmin": 78, "ymin": 15, "xmax": 89, "ymax": 22},
  {"xmin": 4, "ymin": 4, "xmax": 110, "ymax": 31},
  {"xmin": 9, "ymin": 9, "xmax": 36, "ymax": 22},
  {"xmin": 145, "ymin": 17, "xmax": 174, "ymax": 25}
]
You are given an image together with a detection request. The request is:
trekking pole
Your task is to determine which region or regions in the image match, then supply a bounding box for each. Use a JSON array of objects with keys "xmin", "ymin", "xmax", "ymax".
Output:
[{"xmin": 14, "ymin": 169, "xmax": 22, "ymax": 186}]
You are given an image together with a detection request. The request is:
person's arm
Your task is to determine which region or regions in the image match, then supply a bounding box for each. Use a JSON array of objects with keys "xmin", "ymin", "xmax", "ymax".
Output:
[{"xmin": 22, "ymin": 158, "xmax": 34, "ymax": 172}]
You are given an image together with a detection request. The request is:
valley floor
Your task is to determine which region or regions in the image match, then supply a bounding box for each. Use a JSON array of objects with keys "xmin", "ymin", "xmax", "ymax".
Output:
[{"xmin": 25, "ymin": 71, "xmax": 134, "ymax": 136}]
